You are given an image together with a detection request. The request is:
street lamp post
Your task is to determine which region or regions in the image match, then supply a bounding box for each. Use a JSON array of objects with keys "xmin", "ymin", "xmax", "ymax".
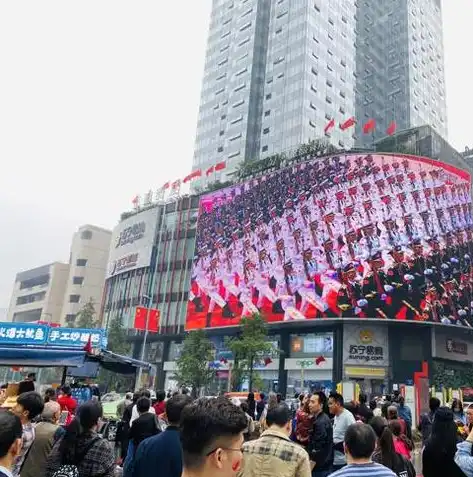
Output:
[{"xmin": 136, "ymin": 295, "xmax": 151, "ymax": 390}]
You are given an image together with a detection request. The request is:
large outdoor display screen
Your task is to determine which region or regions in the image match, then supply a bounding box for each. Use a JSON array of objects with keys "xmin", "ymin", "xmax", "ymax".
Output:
[{"xmin": 186, "ymin": 153, "xmax": 472, "ymax": 330}]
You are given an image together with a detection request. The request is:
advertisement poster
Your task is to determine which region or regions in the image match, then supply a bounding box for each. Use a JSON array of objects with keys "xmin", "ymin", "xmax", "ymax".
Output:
[{"xmin": 186, "ymin": 153, "xmax": 472, "ymax": 329}]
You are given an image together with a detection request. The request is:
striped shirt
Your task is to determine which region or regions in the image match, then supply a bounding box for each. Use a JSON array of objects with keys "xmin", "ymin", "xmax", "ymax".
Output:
[{"xmin": 330, "ymin": 463, "xmax": 397, "ymax": 477}]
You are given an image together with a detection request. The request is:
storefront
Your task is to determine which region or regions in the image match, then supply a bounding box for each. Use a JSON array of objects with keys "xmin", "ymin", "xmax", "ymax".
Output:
[
  {"xmin": 342, "ymin": 324, "xmax": 390, "ymax": 398},
  {"xmin": 286, "ymin": 332, "xmax": 334, "ymax": 395},
  {"xmin": 431, "ymin": 328, "xmax": 473, "ymax": 389}
]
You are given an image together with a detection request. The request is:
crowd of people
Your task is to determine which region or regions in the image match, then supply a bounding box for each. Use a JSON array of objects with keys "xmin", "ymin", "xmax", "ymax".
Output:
[
  {"xmin": 188, "ymin": 153, "xmax": 473, "ymax": 326},
  {"xmin": 3, "ymin": 383, "xmax": 473, "ymax": 476}
]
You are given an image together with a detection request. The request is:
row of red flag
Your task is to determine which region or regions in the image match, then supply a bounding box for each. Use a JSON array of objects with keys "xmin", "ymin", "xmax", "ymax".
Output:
[
  {"xmin": 324, "ymin": 117, "xmax": 397, "ymax": 136},
  {"xmin": 159, "ymin": 160, "xmax": 227, "ymax": 191}
]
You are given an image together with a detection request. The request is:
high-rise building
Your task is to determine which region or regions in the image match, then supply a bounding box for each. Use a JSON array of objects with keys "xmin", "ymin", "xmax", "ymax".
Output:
[
  {"xmin": 355, "ymin": 0, "xmax": 447, "ymax": 147},
  {"xmin": 192, "ymin": 0, "xmax": 447, "ymax": 179}
]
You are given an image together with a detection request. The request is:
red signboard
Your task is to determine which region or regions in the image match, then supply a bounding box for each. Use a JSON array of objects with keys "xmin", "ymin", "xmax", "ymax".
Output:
[
  {"xmin": 134, "ymin": 307, "xmax": 160, "ymax": 332},
  {"xmin": 186, "ymin": 153, "xmax": 472, "ymax": 330}
]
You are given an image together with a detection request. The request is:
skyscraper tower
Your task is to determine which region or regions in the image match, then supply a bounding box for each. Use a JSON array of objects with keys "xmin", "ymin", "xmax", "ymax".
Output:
[
  {"xmin": 192, "ymin": 0, "xmax": 447, "ymax": 181},
  {"xmin": 355, "ymin": 0, "xmax": 447, "ymax": 147}
]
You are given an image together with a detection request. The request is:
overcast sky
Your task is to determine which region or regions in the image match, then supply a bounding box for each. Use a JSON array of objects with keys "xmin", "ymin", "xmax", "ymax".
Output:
[{"xmin": 0, "ymin": 0, "xmax": 470, "ymax": 308}]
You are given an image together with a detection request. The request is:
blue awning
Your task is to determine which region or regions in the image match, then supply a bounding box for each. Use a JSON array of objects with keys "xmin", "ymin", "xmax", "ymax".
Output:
[{"xmin": 0, "ymin": 347, "xmax": 86, "ymax": 367}]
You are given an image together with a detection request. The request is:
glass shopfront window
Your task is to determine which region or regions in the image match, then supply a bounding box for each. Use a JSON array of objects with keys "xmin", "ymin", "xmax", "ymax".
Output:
[{"xmin": 289, "ymin": 333, "xmax": 333, "ymax": 358}]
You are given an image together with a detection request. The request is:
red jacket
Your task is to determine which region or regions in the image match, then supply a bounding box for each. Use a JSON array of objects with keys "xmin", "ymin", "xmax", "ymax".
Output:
[
  {"xmin": 153, "ymin": 400, "xmax": 165, "ymax": 416},
  {"xmin": 58, "ymin": 395, "xmax": 77, "ymax": 413}
]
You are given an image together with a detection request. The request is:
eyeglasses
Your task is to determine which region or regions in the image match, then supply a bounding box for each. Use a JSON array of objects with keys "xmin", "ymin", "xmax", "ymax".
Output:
[{"xmin": 206, "ymin": 447, "xmax": 243, "ymax": 456}]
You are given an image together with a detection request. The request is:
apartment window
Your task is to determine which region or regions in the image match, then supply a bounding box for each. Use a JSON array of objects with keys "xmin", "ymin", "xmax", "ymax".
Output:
[
  {"xmin": 276, "ymin": 10, "xmax": 288, "ymax": 19},
  {"xmin": 242, "ymin": 8, "xmax": 252, "ymax": 17},
  {"xmin": 72, "ymin": 276, "xmax": 84, "ymax": 285},
  {"xmin": 232, "ymin": 99, "xmax": 244, "ymax": 108},
  {"xmin": 262, "ymin": 145, "xmax": 268, "ymax": 152},
  {"xmin": 266, "ymin": 93, "xmax": 272, "ymax": 100},
  {"xmin": 229, "ymin": 133, "xmax": 242, "ymax": 141},
  {"xmin": 234, "ymin": 83, "xmax": 246, "ymax": 92},
  {"xmin": 264, "ymin": 110, "xmax": 271, "ymax": 117},
  {"xmin": 340, "ymin": 91, "xmax": 346, "ymax": 98},
  {"xmin": 276, "ymin": 27, "xmax": 283, "ymax": 34},
  {"xmin": 326, "ymin": 80, "xmax": 333, "ymax": 87},
  {"xmin": 239, "ymin": 37, "xmax": 250, "ymax": 47},
  {"xmin": 228, "ymin": 151, "xmax": 240, "ymax": 159},
  {"xmin": 311, "ymin": 66, "xmax": 318, "ymax": 76},
  {"xmin": 314, "ymin": 3, "xmax": 320, "ymax": 13},
  {"xmin": 309, "ymin": 120, "xmax": 316, "ymax": 128},
  {"xmin": 20, "ymin": 274, "xmax": 49, "ymax": 289},
  {"xmin": 69, "ymin": 294, "xmax": 80, "ymax": 303},
  {"xmin": 16, "ymin": 291, "xmax": 46, "ymax": 306},
  {"xmin": 235, "ymin": 67, "xmax": 247, "ymax": 76},
  {"xmin": 76, "ymin": 259, "xmax": 87, "ymax": 266},
  {"xmin": 219, "ymin": 130, "xmax": 225, "ymax": 136},
  {"xmin": 223, "ymin": 17, "xmax": 232, "ymax": 25},
  {"xmin": 221, "ymin": 31, "xmax": 231, "ymax": 39},
  {"xmin": 309, "ymin": 102, "xmax": 317, "ymax": 110},
  {"xmin": 65, "ymin": 314, "xmax": 76, "ymax": 323},
  {"xmin": 216, "ymin": 73, "xmax": 226, "ymax": 81},
  {"xmin": 240, "ymin": 22, "xmax": 252, "ymax": 32},
  {"xmin": 217, "ymin": 146, "xmax": 224, "ymax": 152},
  {"xmin": 81, "ymin": 230, "xmax": 92, "ymax": 240},
  {"xmin": 263, "ymin": 127, "xmax": 270, "ymax": 134},
  {"xmin": 215, "ymin": 87, "xmax": 225, "ymax": 95},
  {"xmin": 230, "ymin": 116, "xmax": 243, "ymax": 124},
  {"xmin": 220, "ymin": 45, "xmax": 230, "ymax": 53},
  {"xmin": 326, "ymin": 96, "xmax": 332, "ymax": 104},
  {"xmin": 328, "ymin": 18, "xmax": 334, "ymax": 25},
  {"xmin": 273, "ymin": 57, "xmax": 285, "ymax": 65},
  {"xmin": 342, "ymin": 15, "xmax": 348, "ymax": 24},
  {"xmin": 218, "ymin": 58, "xmax": 229, "ymax": 66}
]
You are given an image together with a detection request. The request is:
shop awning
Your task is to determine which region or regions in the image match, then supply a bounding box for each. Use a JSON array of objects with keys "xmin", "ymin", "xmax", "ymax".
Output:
[
  {"xmin": 0, "ymin": 347, "xmax": 86, "ymax": 367},
  {"xmin": 90, "ymin": 350, "xmax": 152, "ymax": 376}
]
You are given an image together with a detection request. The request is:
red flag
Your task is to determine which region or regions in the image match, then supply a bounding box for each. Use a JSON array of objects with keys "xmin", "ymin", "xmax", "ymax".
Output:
[
  {"xmin": 340, "ymin": 117, "xmax": 356, "ymax": 131},
  {"xmin": 386, "ymin": 121, "xmax": 397, "ymax": 136},
  {"xmin": 183, "ymin": 174, "xmax": 192, "ymax": 183},
  {"xmin": 215, "ymin": 161, "xmax": 226, "ymax": 171},
  {"xmin": 363, "ymin": 118, "xmax": 376, "ymax": 134},
  {"xmin": 315, "ymin": 355, "xmax": 326, "ymax": 366},
  {"xmin": 161, "ymin": 182, "xmax": 170, "ymax": 190},
  {"xmin": 206, "ymin": 165, "xmax": 215, "ymax": 176},
  {"xmin": 263, "ymin": 357, "xmax": 272, "ymax": 366},
  {"xmin": 191, "ymin": 169, "xmax": 202, "ymax": 178},
  {"xmin": 171, "ymin": 179, "xmax": 181, "ymax": 190},
  {"xmin": 83, "ymin": 335, "xmax": 92, "ymax": 353},
  {"xmin": 132, "ymin": 195, "xmax": 139, "ymax": 207},
  {"xmin": 134, "ymin": 307, "xmax": 159, "ymax": 332},
  {"xmin": 324, "ymin": 118, "xmax": 335, "ymax": 134}
]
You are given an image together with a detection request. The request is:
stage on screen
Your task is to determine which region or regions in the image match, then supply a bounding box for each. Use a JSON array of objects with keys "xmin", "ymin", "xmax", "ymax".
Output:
[{"xmin": 186, "ymin": 153, "xmax": 472, "ymax": 330}]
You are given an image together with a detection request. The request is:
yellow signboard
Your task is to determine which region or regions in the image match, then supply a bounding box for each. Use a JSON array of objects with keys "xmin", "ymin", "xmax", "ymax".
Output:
[{"xmin": 345, "ymin": 366, "xmax": 386, "ymax": 378}]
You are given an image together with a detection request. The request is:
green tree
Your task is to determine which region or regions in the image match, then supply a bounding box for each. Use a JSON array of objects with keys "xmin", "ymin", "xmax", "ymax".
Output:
[
  {"xmin": 226, "ymin": 313, "xmax": 278, "ymax": 392},
  {"xmin": 76, "ymin": 298, "xmax": 97, "ymax": 328},
  {"xmin": 106, "ymin": 316, "xmax": 131, "ymax": 355},
  {"xmin": 174, "ymin": 329, "xmax": 215, "ymax": 397}
]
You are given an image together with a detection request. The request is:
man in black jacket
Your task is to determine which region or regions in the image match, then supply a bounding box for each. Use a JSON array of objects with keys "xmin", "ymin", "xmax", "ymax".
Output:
[{"xmin": 308, "ymin": 392, "xmax": 333, "ymax": 477}]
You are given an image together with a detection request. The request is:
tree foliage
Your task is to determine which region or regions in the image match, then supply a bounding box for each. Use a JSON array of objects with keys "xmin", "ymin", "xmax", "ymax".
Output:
[
  {"xmin": 76, "ymin": 298, "xmax": 98, "ymax": 328},
  {"xmin": 174, "ymin": 329, "xmax": 215, "ymax": 397},
  {"xmin": 226, "ymin": 313, "xmax": 279, "ymax": 392},
  {"xmin": 106, "ymin": 316, "xmax": 131, "ymax": 355}
]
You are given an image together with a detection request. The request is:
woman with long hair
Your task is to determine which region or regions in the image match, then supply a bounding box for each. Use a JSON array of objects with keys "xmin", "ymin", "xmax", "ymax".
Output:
[
  {"xmin": 246, "ymin": 392, "xmax": 256, "ymax": 420},
  {"xmin": 452, "ymin": 398, "xmax": 466, "ymax": 426},
  {"xmin": 422, "ymin": 407, "xmax": 465, "ymax": 477},
  {"xmin": 389, "ymin": 419, "xmax": 413, "ymax": 460},
  {"xmin": 260, "ymin": 392, "xmax": 278, "ymax": 431},
  {"xmin": 45, "ymin": 401, "xmax": 116, "ymax": 477},
  {"xmin": 370, "ymin": 416, "xmax": 415, "ymax": 477},
  {"xmin": 295, "ymin": 394, "xmax": 313, "ymax": 449}
]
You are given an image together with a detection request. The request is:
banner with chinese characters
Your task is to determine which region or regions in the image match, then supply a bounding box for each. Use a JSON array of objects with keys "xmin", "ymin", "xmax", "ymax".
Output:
[
  {"xmin": 0, "ymin": 323, "xmax": 107, "ymax": 348},
  {"xmin": 343, "ymin": 324, "xmax": 389, "ymax": 367}
]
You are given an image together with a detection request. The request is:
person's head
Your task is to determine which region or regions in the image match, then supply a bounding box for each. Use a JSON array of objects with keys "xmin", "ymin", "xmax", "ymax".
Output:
[
  {"xmin": 165, "ymin": 394, "xmax": 193, "ymax": 426},
  {"xmin": 61, "ymin": 385, "xmax": 72, "ymax": 397},
  {"xmin": 328, "ymin": 392, "xmax": 344, "ymax": 416},
  {"xmin": 452, "ymin": 398, "xmax": 464, "ymax": 414},
  {"xmin": 0, "ymin": 412, "xmax": 22, "ymax": 468},
  {"xmin": 359, "ymin": 393, "xmax": 367, "ymax": 405},
  {"xmin": 309, "ymin": 393, "xmax": 324, "ymax": 415},
  {"xmin": 140, "ymin": 389, "xmax": 151, "ymax": 399},
  {"xmin": 247, "ymin": 392, "xmax": 255, "ymax": 402},
  {"xmin": 240, "ymin": 402, "xmax": 249, "ymax": 414},
  {"xmin": 44, "ymin": 388, "xmax": 56, "ymax": 403},
  {"xmin": 18, "ymin": 380, "xmax": 35, "ymax": 395},
  {"xmin": 42, "ymin": 401, "xmax": 61, "ymax": 424},
  {"xmin": 59, "ymin": 401, "xmax": 103, "ymax": 463},
  {"xmin": 276, "ymin": 393, "xmax": 282, "ymax": 404},
  {"xmin": 388, "ymin": 419, "xmax": 402, "ymax": 437},
  {"xmin": 259, "ymin": 393, "xmax": 265, "ymax": 402},
  {"xmin": 369, "ymin": 399, "xmax": 377, "ymax": 411},
  {"xmin": 125, "ymin": 392, "xmax": 133, "ymax": 401},
  {"xmin": 387, "ymin": 405, "xmax": 398, "ymax": 420},
  {"xmin": 344, "ymin": 423, "xmax": 377, "ymax": 463},
  {"xmin": 26, "ymin": 373, "xmax": 36, "ymax": 382},
  {"xmin": 369, "ymin": 417, "xmax": 396, "ymax": 471},
  {"xmin": 13, "ymin": 392, "xmax": 44, "ymax": 424},
  {"xmin": 267, "ymin": 393, "xmax": 278, "ymax": 409},
  {"xmin": 157, "ymin": 390, "xmax": 166, "ymax": 403},
  {"xmin": 266, "ymin": 404, "xmax": 292, "ymax": 436},
  {"xmin": 429, "ymin": 407, "xmax": 457, "ymax": 458},
  {"xmin": 429, "ymin": 397, "xmax": 441, "ymax": 413},
  {"xmin": 132, "ymin": 392, "xmax": 140, "ymax": 404},
  {"xmin": 398, "ymin": 395, "xmax": 405, "ymax": 407},
  {"xmin": 466, "ymin": 405, "xmax": 473, "ymax": 425},
  {"xmin": 136, "ymin": 397, "xmax": 151, "ymax": 415},
  {"xmin": 180, "ymin": 397, "xmax": 247, "ymax": 477}
]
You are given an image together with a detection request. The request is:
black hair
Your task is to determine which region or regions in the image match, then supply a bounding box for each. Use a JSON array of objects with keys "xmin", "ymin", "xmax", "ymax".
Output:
[
  {"xmin": 259, "ymin": 392, "xmax": 265, "ymax": 400},
  {"xmin": 370, "ymin": 417, "xmax": 396, "ymax": 471},
  {"xmin": 345, "ymin": 423, "xmax": 377, "ymax": 459},
  {"xmin": 266, "ymin": 404, "xmax": 291, "ymax": 427},
  {"xmin": 181, "ymin": 389, "xmax": 189, "ymax": 395},
  {"xmin": 452, "ymin": 398, "xmax": 464, "ymax": 415},
  {"xmin": 136, "ymin": 397, "xmax": 151, "ymax": 414},
  {"xmin": 429, "ymin": 397, "xmax": 441, "ymax": 413},
  {"xmin": 17, "ymin": 392, "xmax": 44, "ymax": 421},
  {"xmin": 180, "ymin": 397, "xmax": 247, "ymax": 470},
  {"xmin": 140, "ymin": 389, "xmax": 151, "ymax": 399},
  {"xmin": 59, "ymin": 401, "xmax": 103, "ymax": 465},
  {"xmin": 389, "ymin": 419, "xmax": 402, "ymax": 437},
  {"xmin": 247, "ymin": 392, "xmax": 255, "ymax": 402},
  {"xmin": 18, "ymin": 381, "xmax": 35, "ymax": 395},
  {"xmin": 0, "ymin": 384, "xmax": 7, "ymax": 390},
  {"xmin": 276, "ymin": 393, "xmax": 282, "ymax": 404},
  {"xmin": 61, "ymin": 385, "xmax": 72, "ymax": 397},
  {"xmin": 44, "ymin": 388, "xmax": 56, "ymax": 403},
  {"xmin": 240, "ymin": 402, "xmax": 249, "ymax": 413},
  {"xmin": 427, "ymin": 407, "xmax": 457, "ymax": 460},
  {"xmin": 156, "ymin": 390, "xmax": 166, "ymax": 402},
  {"xmin": 387, "ymin": 406, "xmax": 398, "ymax": 420},
  {"xmin": 132, "ymin": 392, "xmax": 140, "ymax": 404},
  {"xmin": 359, "ymin": 393, "xmax": 367, "ymax": 405},
  {"xmin": 0, "ymin": 413, "xmax": 22, "ymax": 458},
  {"xmin": 166, "ymin": 394, "xmax": 193, "ymax": 425},
  {"xmin": 329, "ymin": 392, "xmax": 344, "ymax": 407},
  {"xmin": 369, "ymin": 399, "xmax": 377, "ymax": 410}
]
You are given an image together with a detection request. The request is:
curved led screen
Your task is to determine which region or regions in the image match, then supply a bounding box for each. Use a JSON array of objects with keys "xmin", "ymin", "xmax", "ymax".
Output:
[{"xmin": 186, "ymin": 153, "xmax": 472, "ymax": 329}]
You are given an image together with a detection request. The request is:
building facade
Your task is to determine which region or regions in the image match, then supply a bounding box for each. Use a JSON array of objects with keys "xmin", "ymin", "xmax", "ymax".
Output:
[
  {"xmin": 61, "ymin": 225, "xmax": 112, "ymax": 326},
  {"xmin": 355, "ymin": 0, "xmax": 447, "ymax": 147},
  {"xmin": 7, "ymin": 262, "xmax": 70, "ymax": 324},
  {"xmin": 193, "ymin": 0, "xmax": 448, "ymax": 181}
]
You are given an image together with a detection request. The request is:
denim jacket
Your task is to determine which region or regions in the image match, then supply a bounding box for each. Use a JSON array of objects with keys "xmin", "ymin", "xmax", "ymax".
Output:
[{"xmin": 455, "ymin": 440, "xmax": 473, "ymax": 477}]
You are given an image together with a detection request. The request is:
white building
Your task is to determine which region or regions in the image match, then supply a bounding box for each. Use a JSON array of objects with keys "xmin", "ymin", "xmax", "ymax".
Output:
[
  {"xmin": 6, "ymin": 224, "xmax": 112, "ymax": 326},
  {"xmin": 7, "ymin": 262, "xmax": 70, "ymax": 324},
  {"xmin": 60, "ymin": 225, "xmax": 112, "ymax": 326}
]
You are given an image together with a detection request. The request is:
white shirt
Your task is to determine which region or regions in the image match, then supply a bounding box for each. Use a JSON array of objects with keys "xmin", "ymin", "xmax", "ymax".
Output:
[
  {"xmin": 130, "ymin": 404, "xmax": 155, "ymax": 425},
  {"xmin": 0, "ymin": 465, "xmax": 13, "ymax": 477}
]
